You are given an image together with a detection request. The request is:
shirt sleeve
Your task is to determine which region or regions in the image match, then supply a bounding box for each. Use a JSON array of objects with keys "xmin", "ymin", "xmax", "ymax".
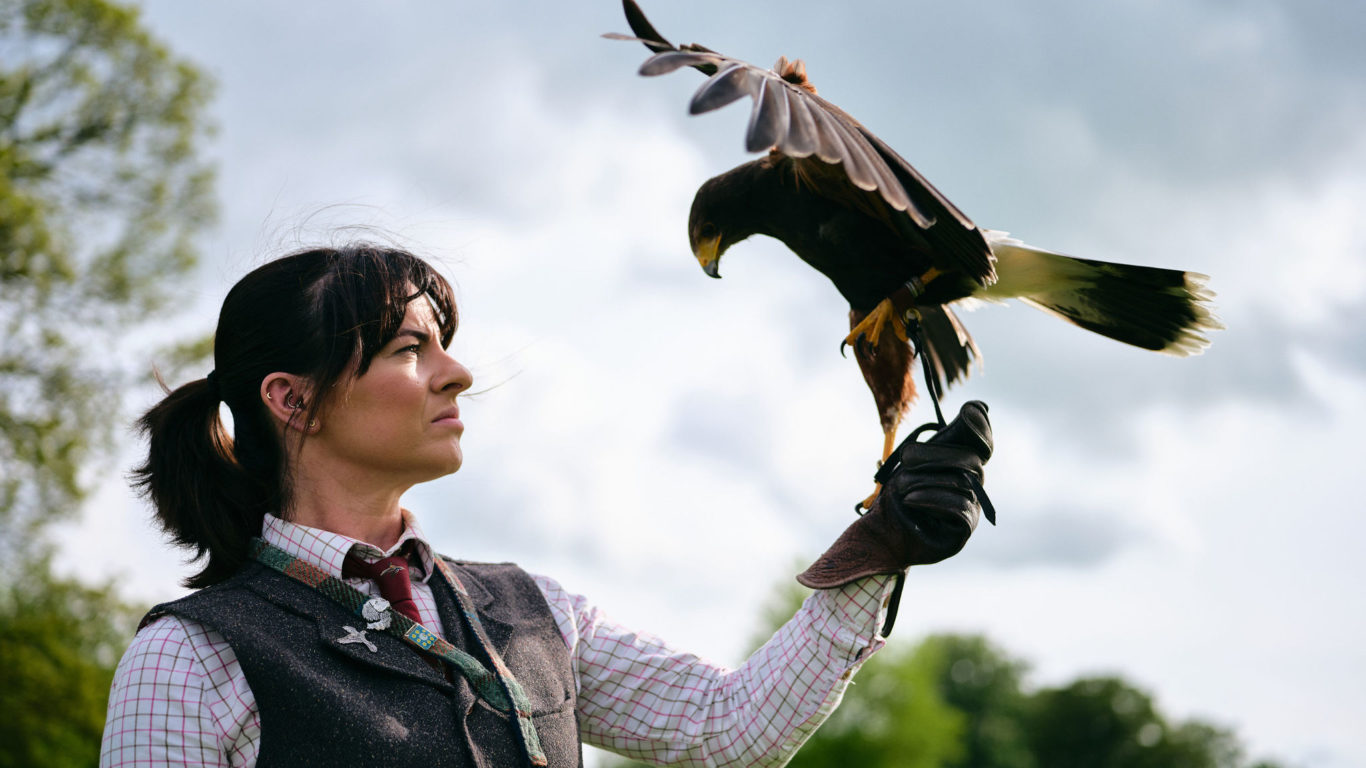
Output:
[
  {"xmin": 100, "ymin": 615, "xmax": 260, "ymax": 768},
  {"xmin": 533, "ymin": 573, "xmax": 896, "ymax": 768}
]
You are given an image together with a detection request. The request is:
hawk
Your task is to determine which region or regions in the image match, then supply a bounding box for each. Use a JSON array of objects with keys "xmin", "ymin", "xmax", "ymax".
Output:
[{"xmin": 609, "ymin": 1, "xmax": 1220, "ymax": 504}]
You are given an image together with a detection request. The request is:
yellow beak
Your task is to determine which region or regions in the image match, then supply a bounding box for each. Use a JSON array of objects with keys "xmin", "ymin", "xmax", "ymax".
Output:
[{"xmin": 694, "ymin": 234, "xmax": 722, "ymax": 278}]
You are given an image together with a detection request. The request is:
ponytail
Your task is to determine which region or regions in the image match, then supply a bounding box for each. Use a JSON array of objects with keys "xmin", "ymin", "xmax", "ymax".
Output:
[{"xmin": 132, "ymin": 375, "xmax": 281, "ymax": 588}]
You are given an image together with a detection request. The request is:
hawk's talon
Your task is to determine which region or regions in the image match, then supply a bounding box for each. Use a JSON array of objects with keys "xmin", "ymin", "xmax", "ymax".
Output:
[
  {"xmin": 855, "ymin": 484, "xmax": 881, "ymax": 514},
  {"xmin": 844, "ymin": 297, "xmax": 905, "ymax": 357},
  {"xmin": 891, "ymin": 314, "xmax": 909, "ymax": 344}
]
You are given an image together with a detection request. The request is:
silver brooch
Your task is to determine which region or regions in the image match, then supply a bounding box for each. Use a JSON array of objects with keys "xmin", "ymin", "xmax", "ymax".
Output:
[
  {"xmin": 362, "ymin": 597, "xmax": 392, "ymax": 630},
  {"xmin": 338, "ymin": 625, "xmax": 377, "ymax": 653}
]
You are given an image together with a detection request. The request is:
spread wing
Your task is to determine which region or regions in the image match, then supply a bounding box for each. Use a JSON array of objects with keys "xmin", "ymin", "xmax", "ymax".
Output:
[{"xmin": 606, "ymin": 0, "xmax": 996, "ymax": 286}]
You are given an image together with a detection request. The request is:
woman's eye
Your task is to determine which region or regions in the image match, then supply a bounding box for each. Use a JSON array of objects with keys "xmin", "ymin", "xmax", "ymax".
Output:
[{"xmin": 400, "ymin": 344, "xmax": 421, "ymax": 355}]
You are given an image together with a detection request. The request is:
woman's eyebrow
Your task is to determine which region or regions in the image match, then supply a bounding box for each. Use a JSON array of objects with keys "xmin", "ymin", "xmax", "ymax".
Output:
[{"xmin": 394, "ymin": 328, "xmax": 432, "ymax": 344}]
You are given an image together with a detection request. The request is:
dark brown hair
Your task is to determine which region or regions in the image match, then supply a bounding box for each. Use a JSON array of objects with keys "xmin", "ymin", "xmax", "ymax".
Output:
[{"xmin": 132, "ymin": 244, "xmax": 457, "ymax": 588}]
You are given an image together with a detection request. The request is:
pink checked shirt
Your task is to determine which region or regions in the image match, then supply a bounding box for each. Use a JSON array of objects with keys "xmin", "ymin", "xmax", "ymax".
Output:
[{"xmin": 101, "ymin": 513, "xmax": 894, "ymax": 767}]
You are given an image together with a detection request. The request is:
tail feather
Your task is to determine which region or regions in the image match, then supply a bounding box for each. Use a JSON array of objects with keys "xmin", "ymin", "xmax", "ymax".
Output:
[{"xmin": 983, "ymin": 231, "xmax": 1222, "ymax": 356}]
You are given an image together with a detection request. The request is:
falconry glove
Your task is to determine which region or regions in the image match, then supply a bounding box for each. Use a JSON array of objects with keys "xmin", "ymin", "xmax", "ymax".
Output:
[{"xmin": 798, "ymin": 400, "xmax": 993, "ymax": 590}]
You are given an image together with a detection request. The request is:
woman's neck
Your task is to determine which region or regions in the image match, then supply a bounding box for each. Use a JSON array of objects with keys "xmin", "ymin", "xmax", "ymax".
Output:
[{"xmin": 286, "ymin": 461, "xmax": 409, "ymax": 551}]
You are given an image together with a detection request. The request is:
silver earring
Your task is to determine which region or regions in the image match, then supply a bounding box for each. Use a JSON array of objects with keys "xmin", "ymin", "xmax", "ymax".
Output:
[
  {"xmin": 266, "ymin": 392, "xmax": 274, "ymax": 401},
  {"xmin": 308, "ymin": 419, "xmax": 318, "ymax": 430}
]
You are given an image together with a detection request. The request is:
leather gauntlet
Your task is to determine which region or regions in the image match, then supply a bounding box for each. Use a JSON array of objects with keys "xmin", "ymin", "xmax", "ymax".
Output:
[{"xmin": 798, "ymin": 401, "xmax": 994, "ymax": 590}]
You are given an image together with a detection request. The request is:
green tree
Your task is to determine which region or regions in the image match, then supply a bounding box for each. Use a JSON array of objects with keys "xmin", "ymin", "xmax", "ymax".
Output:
[
  {"xmin": 0, "ymin": 1, "xmax": 214, "ymax": 765},
  {"xmin": 0, "ymin": 0, "xmax": 215, "ymax": 569},
  {"xmin": 1024, "ymin": 676, "xmax": 1276, "ymax": 768},
  {"xmin": 920, "ymin": 634, "xmax": 1034, "ymax": 768},
  {"xmin": 0, "ymin": 561, "xmax": 137, "ymax": 768}
]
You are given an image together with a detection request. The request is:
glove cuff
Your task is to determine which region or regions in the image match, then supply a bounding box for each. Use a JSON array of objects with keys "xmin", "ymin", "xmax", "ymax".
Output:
[{"xmin": 797, "ymin": 500, "xmax": 911, "ymax": 590}]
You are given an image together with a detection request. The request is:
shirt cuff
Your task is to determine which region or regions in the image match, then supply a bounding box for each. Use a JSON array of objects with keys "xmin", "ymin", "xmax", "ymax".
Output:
[{"xmin": 805, "ymin": 573, "xmax": 899, "ymax": 665}]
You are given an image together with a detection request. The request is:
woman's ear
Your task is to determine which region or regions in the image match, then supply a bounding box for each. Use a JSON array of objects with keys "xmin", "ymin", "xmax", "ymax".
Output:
[{"xmin": 261, "ymin": 373, "xmax": 313, "ymax": 433}]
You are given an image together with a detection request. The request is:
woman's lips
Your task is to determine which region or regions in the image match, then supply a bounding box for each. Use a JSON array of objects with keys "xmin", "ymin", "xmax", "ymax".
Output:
[{"xmin": 432, "ymin": 408, "xmax": 462, "ymax": 430}]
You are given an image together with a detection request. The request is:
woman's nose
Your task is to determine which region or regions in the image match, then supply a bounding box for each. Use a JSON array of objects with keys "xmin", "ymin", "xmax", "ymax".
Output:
[{"xmin": 437, "ymin": 351, "xmax": 473, "ymax": 393}]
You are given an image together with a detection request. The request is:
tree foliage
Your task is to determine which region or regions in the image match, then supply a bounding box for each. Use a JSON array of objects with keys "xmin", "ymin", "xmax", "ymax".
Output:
[
  {"xmin": 921, "ymin": 634, "xmax": 1034, "ymax": 768},
  {"xmin": 0, "ymin": 560, "xmax": 137, "ymax": 768},
  {"xmin": 0, "ymin": 0, "xmax": 215, "ymax": 567},
  {"xmin": 0, "ymin": 1, "xmax": 214, "ymax": 763},
  {"xmin": 1024, "ymin": 676, "xmax": 1260, "ymax": 768}
]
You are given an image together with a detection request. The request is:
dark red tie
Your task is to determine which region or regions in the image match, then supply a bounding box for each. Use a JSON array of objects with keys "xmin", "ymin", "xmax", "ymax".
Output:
[{"xmin": 342, "ymin": 549, "xmax": 422, "ymax": 625}]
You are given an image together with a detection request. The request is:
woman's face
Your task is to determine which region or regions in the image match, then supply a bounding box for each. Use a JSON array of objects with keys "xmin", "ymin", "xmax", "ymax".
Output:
[{"xmin": 310, "ymin": 296, "xmax": 472, "ymax": 487}]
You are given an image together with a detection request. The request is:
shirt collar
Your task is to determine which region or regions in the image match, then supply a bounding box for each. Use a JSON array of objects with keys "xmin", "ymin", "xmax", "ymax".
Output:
[{"xmin": 261, "ymin": 509, "xmax": 437, "ymax": 584}]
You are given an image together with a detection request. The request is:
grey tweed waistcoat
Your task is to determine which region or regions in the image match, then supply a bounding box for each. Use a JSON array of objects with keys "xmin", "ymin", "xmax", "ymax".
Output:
[{"xmin": 144, "ymin": 558, "xmax": 582, "ymax": 768}]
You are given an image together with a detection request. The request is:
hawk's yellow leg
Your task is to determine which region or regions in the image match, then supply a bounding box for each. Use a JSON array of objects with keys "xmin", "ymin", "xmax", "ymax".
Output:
[
  {"xmin": 858, "ymin": 415, "xmax": 904, "ymax": 512},
  {"xmin": 849, "ymin": 268, "xmax": 942, "ymax": 511}
]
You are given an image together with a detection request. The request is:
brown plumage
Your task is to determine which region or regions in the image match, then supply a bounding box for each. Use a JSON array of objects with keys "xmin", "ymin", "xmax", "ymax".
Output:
[{"xmin": 608, "ymin": 0, "xmax": 1221, "ymax": 478}]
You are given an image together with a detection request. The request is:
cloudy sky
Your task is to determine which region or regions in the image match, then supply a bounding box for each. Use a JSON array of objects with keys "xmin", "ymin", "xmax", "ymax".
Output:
[{"xmin": 58, "ymin": 1, "xmax": 1364, "ymax": 765}]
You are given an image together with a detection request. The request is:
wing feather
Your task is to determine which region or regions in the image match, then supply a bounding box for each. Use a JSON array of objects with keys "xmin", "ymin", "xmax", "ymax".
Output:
[
  {"xmin": 746, "ymin": 77, "xmax": 790, "ymax": 153},
  {"xmin": 780, "ymin": 90, "xmax": 819, "ymax": 157},
  {"xmin": 688, "ymin": 62, "xmax": 751, "ymax": 114},
  {"xmin": 858, "ymin": 128, "xmax": 974, "ymax": 232},
  {"xmin": 827, "ymin": 116, "xmax": 880, "ymax": 194},
  {"xmin": 640, "ymin": 50, "xmax": 717, "ymax": 76},
  {"xmin": 807, "ymin": 102, "xmax": 847, "ymax": 166},
  {"xmin": 611, "ymin": 0, "xmax": 997, "ymax": 285}
]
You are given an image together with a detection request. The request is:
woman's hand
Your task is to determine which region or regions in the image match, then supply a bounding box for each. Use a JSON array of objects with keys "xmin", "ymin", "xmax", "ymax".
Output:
[{"xmin": 797, "ymin": 401, "xmax": 993, "ymax": 589}]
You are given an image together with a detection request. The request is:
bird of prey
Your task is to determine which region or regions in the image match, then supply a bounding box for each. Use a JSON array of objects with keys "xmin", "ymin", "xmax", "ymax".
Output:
[{"xmin": 608, "ymin": 0, "xmax": 1220, "ymax": 496}]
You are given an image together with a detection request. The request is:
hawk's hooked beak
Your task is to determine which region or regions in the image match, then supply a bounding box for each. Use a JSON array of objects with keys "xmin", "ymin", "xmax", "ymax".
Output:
[{"xmin": 694, "ymin": 234, "xmax": 722, "ymax": 278}]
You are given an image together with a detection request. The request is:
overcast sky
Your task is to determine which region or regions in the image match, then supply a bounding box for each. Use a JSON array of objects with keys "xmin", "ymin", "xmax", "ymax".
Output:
[{"xmin": 57, "ymin": 1, "xmax": 1365, "ymax": 765}]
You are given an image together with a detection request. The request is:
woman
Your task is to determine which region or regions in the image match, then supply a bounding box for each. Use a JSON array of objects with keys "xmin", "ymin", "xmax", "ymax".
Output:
[{"xmin": 100, "ymin": 244, "xmax": 992, "ymax": 767}]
